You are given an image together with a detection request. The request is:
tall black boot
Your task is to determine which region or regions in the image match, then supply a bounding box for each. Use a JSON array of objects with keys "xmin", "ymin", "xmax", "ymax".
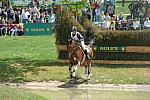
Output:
[{"xmin": 84, "ymin": 50, "xmax": 90, "ymax": 60}]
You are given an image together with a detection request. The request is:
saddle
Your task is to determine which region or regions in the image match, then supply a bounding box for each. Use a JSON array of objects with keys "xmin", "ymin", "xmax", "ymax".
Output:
[{"xmin": 69, "ymin": 42, "xmax": 90, "ymax": 60}]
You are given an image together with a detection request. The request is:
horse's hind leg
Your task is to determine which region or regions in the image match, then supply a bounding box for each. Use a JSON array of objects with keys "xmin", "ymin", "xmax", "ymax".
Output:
[
  {"xmin": 87, "ymin": 61, "xmax": 92, "ymax": 82},
  {"xmin": 85, "ymin": 65, "xmax": 88, "ymax": 79}
]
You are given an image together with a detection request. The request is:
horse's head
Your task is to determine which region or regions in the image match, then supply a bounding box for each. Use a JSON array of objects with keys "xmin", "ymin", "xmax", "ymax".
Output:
[
  {"xmin": 68, "ymin": 40, "xmax": 79, "ymax": 51},
  {"xmin": 67, "ymin": 40, "xmax": 80, "ymax": 61}
]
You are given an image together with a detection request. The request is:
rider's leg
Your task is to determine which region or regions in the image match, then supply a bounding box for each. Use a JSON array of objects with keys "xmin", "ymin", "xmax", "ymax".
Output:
[{"xmin": 80, "ymin": 41, "xmax": 90, "ymax": 59}]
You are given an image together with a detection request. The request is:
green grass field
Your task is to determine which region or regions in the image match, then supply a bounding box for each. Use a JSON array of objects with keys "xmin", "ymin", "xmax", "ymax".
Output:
[
  {"xmin": 0, "ymin": 35, "xmax": 57, "ymax": 61},
  {"xmin": 115, "ymin": 2, "xmax": 130, "ymax": 16},
  {"xmin": 0, "ymin": 35, "xmax": 150, "ymax": 84},
  {"xmin": 0, "ymin": 35, "xmax": 57, "ymax": 82},
  {"xmin": 0, "ymin": 85, "xmax": 48, "ymax": 100}
]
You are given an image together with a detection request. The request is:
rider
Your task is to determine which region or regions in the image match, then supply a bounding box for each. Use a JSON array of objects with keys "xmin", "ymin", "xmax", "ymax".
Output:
[{"xmin": 68, "ymin": 26, "xmax": 90, "ymax": 59}]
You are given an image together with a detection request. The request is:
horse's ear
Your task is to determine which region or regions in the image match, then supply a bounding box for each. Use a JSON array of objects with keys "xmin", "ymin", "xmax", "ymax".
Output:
[{"xmin": 67, "ymin": 43, "xmax": 71, "ymax": 48}]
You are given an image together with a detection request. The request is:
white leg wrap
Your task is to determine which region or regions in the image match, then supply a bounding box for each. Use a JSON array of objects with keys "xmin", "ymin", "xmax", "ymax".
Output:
[{"xmin": 73, "ymin": 61, "xmax": 80, "ymax": 77}]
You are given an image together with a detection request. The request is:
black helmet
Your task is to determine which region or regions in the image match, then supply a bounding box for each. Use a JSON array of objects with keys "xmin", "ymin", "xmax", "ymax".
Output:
[{"xmin": 72, "ymin": 26, "xmax": 77, "ymax": 31}]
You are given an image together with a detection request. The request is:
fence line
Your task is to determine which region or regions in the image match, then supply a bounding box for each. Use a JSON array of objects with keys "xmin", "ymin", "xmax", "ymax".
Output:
[{"xmin": 57, "ymin": 45, "xmax": 150, "ymax": 53}]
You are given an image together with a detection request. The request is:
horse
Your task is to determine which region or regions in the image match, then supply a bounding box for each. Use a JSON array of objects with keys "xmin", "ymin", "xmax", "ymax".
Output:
[{"xmin": 67, "ymin": 40, "xmax": 93, "ymax": 82}]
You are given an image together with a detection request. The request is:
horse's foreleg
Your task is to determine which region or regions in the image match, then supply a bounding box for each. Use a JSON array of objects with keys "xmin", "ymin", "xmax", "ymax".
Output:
[
  {"xmin": 69, "ymin": 63, "xmax": 73, "ymax": 79},
  {"xmin": 72, "ymin": 61, "xmax": 80, "ymax": 77},
  {"xmin": 85, "ymin": 65, "xmax": 88, "ymax": 78}
]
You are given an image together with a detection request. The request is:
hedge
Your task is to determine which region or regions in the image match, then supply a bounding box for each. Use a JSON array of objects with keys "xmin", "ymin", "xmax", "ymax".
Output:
[
  {"xmin": 55, "ymin": 11, "xmax": 150, "ymax": 61},
  {"xmin": 55, "ymin": 11, "xmax": 85, "ymax": 45},
  {"xmin": 58, "ymin": 51, "xmax": 150, "ymax": 61},
  {"xmin": 55, "ymin": 12, "xmax": 150, "ymax": 46},
  {"xmin": 94, "ymin": 29, "xmax": 150, "ymax": 46}
]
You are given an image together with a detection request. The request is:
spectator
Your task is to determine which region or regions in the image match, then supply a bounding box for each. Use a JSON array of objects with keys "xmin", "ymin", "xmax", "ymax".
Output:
[
  {"xmin": 45, "ymin": 5, "xmax": 51, "ymax": 15},
  {"xmin": 0, "ymin": 18, "xmax": 6, "ymax": 36},
  {"xmin": 40, "ymin": 12, "xmax": 45, "ymax": 23},
  {"xmin": 126, "ymin": 15, "xmax": 133, "ymax": 30},
  {"xmin": 28, "ymin": 14, "xmax": 33, "ymax": 23},
  {"xmin": 128, "ymin": 2, "xmax": 139, "ymax": 19},
  {"xmin": 0, "ymin": 9, "xmax": 6, "ymax": 20},
  {"xmin": 107, "ymin": 3, "xmax": 114, "ymax": 17},
  {"xmin": 44, "ymin": 11, "xmax": 50, "ymax": 23},
  {"xmin": 21, "ymin": 9, "xmax": 30, "ymax": 23},
  {"xmin": 132, "ymin": 18, "xmax": 141, "ymax": 30},
  {"xmin": 0, "ymin": 24, "xmax": 5, "ymax": 36},
  {"xmin": 39, "ymin": 5, "xmax": 46, "ymax": 14},
  {"xmin": 7, "ymin": 7, "xmax": 12, "ymax": 23},
  {"xmin": 144, "ymin": 17, "xmax": 150, "ymax": 29},
  {"xmin": 91, "ymin": 1, "xmax": 97, "ymax": 21},
  {"xmin": 99, "ymin": 11, "xmax": 105, "ymax": 29},
  {"xmin": 17, "ymin": 23, "xmax": 24, "ymax": 36},
  {"xmin": 118, "ymin": 12, "xmax": 124, "ymax": 21},
  {"xmin": 86, "ymin": 10, "xmax": 91, "ymax": 20},
  {"xmin": 33, "ymin": 6, "xmax": 40, "ymax": 18},
  {"xmin": 109, "ymin": 16, "xmax": 116, "ymax": 30},
  {"xmin": 14, "ymin": 11, "xmax": 20, "ymax": 24},
  {"xmin": 13, "ymin": 5, "xmax": 18, "ymax": 12},
  {"xmin": 8, "ymin": 24, "xmax": 18, "ymax": 36},
  {"xmin": 95, "ymin": 5, "xmax": 101, "ymax": 22},
  {"xmin": 49, "ymin": 12, "xmax": 55, "ymax": 23},
  {"xmin": 128, "ymin": 1, "xmax": 134, "ymax": 18},
  {"xmin": 105, "ymin": 13, "xmax": 111, "ymax": 30},
  {"xmin": 8, "ymin": 9, "xmax": 14, "ymax": 24},
  {"xmin": 118, "ymin": 12, "xmax": 124, "ymax": 30}
]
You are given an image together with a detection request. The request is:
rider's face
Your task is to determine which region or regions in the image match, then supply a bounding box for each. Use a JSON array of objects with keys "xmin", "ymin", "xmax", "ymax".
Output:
[{"xmin": 72, "ymin": 31, "xmax": 76, "ymax": 36}]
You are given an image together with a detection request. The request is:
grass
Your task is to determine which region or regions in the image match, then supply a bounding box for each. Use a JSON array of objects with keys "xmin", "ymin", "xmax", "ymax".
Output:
[
  {"xmin": 0, "ymin": 35, "xmax": 150, "ymax": 84},
  {"xmin": 24, "ymin": 65, "xmax": 150, "ymax": 84},
  {"xmin": 0, "ymin": 85, "xmax": 49, "ymax": 100},
  {"xmin": 0, "ymin": 35, "xmax": 57, "ymax": 61},
  {"xmin": 0, "ymin": 35, "xmax": 57, "ymax": 82},
  {"xmin": 115, "ymin": 2, "xmax": 130, "ymax": 16}
]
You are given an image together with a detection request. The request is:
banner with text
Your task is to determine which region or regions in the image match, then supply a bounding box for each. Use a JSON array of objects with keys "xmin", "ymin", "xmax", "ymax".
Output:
[
  {"xmin": 93, "ymin": 46, "xmax": 126, "ymax": 52},
  {"xmin": 24, "ymin": 23, "xmax": 53, "ymax": 36}
]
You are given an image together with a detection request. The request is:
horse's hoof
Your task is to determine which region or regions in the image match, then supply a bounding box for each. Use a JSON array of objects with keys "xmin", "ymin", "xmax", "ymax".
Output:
[
  {"xmin": 69, "ymin": 78, "xmax": 74, "ymax": 83},
  {"xmin": 70, "ymin": 74, "xmax": 73, "ymax": 79},
  {"xmin": 85, "ymin": 80, "xmax": 89, "ymax": 84},
  {"xmin": 86, "ymin": 79, "xmax": 91, "ymax": 84}
]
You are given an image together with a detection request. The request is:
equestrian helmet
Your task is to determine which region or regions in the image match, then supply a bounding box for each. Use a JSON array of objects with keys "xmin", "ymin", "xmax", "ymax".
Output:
[{"xmin": 72, "ymin": 26, "xmax": 77, "ymax": 31}]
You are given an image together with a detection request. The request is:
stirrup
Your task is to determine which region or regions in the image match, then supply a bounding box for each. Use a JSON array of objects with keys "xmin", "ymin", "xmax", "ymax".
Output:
[{"xmin": 86, "ymin": 55, "xmax": 90, "ymax": 60}]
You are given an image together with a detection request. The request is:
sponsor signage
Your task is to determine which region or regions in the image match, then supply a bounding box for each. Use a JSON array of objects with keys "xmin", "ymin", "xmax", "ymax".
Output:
[
  {"xmin": 24, "ymin": 23, "xmax": 53, "ymax": 36},
  {"xmin": 10, "ymin": 0, "xmax": 32, "ymax": 6},
  {"xmin": 93, "ymin": 46, "xmax": 126, "ymax": 52}
]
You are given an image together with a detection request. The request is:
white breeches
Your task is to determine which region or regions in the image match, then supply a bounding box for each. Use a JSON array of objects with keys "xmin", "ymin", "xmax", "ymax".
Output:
[{"xmin": 80, "ymin": 40, "xmax": 86, "ymax": 50}]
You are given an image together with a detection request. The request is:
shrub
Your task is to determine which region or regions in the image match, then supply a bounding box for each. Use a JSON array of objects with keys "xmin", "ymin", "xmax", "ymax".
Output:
[
  {"xmin": 94, "ymin": 29, "xmax": 150, "ymax": 46},
  {"xmin": 55, "ymin": 11, "xmax": 85, "ymax": 45},
  {"xmin": 55, "ymin": 12, "xmax": 150, "ymax": 46},
  {"xmin": 55, "ymin": 13, "xmax": 150, "ymax": 61}
]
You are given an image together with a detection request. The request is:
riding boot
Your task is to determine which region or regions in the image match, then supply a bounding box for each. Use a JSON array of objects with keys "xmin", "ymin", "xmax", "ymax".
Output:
[{"xmin": 84, "ymin": 50, "xmax": 90, "ymax": 60}]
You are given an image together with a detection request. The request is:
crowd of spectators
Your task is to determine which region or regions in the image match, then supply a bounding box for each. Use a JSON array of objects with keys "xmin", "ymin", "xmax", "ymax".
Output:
[
  {"xmin": 0, "ymin": 4, "xmax": 55, "ymax": 36},
  {"xmin": 0, "ymin": 1, "xmax": 150, "ymax": 36},
  {"xmin": 82, "ymin": 0, "xmax": 150, "ymax": 31}
]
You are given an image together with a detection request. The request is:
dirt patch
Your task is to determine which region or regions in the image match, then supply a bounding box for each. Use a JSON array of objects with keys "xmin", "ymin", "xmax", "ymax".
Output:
[{"xmin": 3, "ymin": 81, "xmax": 150, "ymax": 91}]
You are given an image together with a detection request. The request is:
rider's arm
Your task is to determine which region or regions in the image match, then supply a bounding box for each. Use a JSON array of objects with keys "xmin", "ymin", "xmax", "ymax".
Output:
[
  {"xmin": 77, "ymin": 32, "xmax": 84, "ymax": 42},
  {"xmin": 67, "ymin": 33, "xmax": 72, "ymax": 42}
]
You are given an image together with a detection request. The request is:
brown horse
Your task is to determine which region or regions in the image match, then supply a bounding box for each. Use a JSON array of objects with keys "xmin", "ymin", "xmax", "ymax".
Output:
[{"xmin": 68, "ymin": 41, "xmax": 93, "ymax": 82}]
